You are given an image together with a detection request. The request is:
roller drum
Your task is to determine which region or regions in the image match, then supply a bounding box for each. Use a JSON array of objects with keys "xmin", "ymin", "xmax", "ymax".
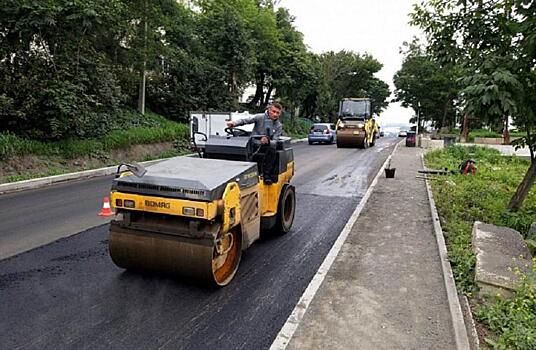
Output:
[
  {"xmin": 336, "ymin": 132, "xmax": 365, "ymax": 148},
  {"xmin": 109, "ymin": 222, "xmax": 241, "ymax": 286}
]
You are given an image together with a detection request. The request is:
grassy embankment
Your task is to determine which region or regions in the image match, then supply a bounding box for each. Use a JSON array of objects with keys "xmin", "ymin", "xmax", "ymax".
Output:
[
  {"xmin": 0, "ymin": 111, "xmax": 190, "ymax": 183},
  {"xmin": 425, "ymin": 145, "xmax": 536, "ymax": 349}
]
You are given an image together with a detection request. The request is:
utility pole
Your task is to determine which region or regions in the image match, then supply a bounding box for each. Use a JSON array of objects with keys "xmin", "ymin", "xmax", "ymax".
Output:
[{"xmin": 138, "ymin": 0, "xmax": 148, "ymax": 115}]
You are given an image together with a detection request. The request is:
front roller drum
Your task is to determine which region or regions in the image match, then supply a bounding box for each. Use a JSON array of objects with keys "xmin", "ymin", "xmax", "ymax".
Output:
[
  {"xmin": 109, "ymin": 223, "xmax": 242, "ymax": 286},
  {"xmin": 336, "ymin": 134, "xmax": 364, "ymax": 148}
]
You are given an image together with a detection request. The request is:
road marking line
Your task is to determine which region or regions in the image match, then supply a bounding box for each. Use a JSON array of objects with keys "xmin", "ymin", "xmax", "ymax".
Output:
[{"xmin": 270, "ymin": 140, "xmax": 402, "ymax": 350}]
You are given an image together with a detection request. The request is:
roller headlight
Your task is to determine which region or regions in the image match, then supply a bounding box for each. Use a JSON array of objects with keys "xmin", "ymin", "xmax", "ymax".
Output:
[{"xmin": 183, "ymin": 207, "xmax": 195, "ymax": 216}]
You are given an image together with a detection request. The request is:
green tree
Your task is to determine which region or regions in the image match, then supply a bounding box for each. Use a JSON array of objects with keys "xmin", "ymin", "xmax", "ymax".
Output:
[
  {"xmin": 271, "ymin": 8, "xmax": 317, "ymax": 114},
  {"xmin": 246, "ymin": 1, "xmax": 280, "ymax": 109},
  {"xmin": 146, "ymin": 2, "xmax": 233, "ymax": 119},
  {"xmin": 0, "ymin": 0, "xmax": 127, "ymax": 139},
  {"xmin": 196, "ymin": 0, "xmax": 258, "ymax": 107},
  {"xmin": 393, "ymin": 40, "xmax": 458, "ymax": 130},
  {"xmin": 412, "ymin": 0, "xmax": 536, "ymax": 211},
  {"xmin": 313, "ymin": 51, "xmax": 389, "ymax": 121}
]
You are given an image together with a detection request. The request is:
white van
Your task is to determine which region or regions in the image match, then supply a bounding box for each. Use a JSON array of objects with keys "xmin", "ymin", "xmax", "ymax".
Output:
[{"xmin": 190, "ymin": 111, "xmax": 255, "ymax": 148}]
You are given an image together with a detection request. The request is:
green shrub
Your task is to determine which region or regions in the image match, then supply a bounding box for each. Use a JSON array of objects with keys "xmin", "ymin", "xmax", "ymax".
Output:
[
  {"xmin": 282, "ymin": 115, "xmax": 311, "ymax": 138},
  {"xmin": 0, "ymin": 132, "xmax": 51, "ymax": 158}
]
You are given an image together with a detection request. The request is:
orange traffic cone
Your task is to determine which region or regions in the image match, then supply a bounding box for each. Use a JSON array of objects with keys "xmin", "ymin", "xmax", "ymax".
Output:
[{"xmin": 98, "ymin": 197, "xmax": 114, "ymax": 217}]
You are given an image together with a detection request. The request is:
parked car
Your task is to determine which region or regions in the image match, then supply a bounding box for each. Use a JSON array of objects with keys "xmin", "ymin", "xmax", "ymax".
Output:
[
  {"xmin": 405, "ymin": 131, "xmax": 416, "ymax": 147},
  {"xmin": 308, "ymin": 123, "xmax": 337, "ymax": 144},
  {"xmin": 398, "ymin": 130, "xmax": 408, "ymax": 137}
]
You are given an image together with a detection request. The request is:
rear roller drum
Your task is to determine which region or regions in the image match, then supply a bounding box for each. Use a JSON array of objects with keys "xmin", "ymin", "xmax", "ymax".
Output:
[{"xmin": 272, "ymin": 184, "xmax": 296, "ymax": 234}]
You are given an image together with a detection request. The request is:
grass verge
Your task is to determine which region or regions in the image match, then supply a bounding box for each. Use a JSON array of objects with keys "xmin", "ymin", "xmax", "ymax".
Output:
[
  {"xmin": 0, "ymin": 110, "xmax": 191, "ymax": 184},
  {"xmin": 424, "ymin": 145, "xmax": 536, "ymax": 349},
  {"xmin": 438, "ymin": 129, "xmax": 526, "ymax": 142},
  {"xmin": 0, "ymin": 111, "xmax": 189, "ymax": 160}
]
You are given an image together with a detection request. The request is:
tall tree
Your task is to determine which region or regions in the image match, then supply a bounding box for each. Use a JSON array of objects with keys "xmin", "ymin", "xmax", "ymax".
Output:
[
  {"xmin": 393, "ymin": 40, "xmax": 458, "ymax": 130},
  {"xmin": 196, "ymin": 0, "xmax": 258, "ymax": 107},
  {"xmin": 0, "ymin": 0, "xmax": 127, "ymax": 139},
  {"xmin": 412, "ymin": 0, "xmax": 536, "ymax": 211},
  {"xmin": 271, "ymin": 8, "xmax": 316, "ymax": 114},
  {"xmin": 313, "ymin": 51, "xmax": 389, "ymax": 120}
]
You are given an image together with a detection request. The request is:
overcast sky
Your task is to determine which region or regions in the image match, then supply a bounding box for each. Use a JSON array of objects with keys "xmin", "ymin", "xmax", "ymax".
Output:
[{"xmin": 278, "ymin": 0, "xmax": 422, "ymax": 126}]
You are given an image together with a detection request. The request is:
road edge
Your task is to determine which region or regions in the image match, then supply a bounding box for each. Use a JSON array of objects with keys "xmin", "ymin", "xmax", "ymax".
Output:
[
  {"xmin": 0, "ymin": 138, "xmax": 308, "ymax": 195},
  {"xmin": 269, "ymin": 139, "xmax": 402, "ymax": 350},
  {"xmin": 0, "ymin": 158, "xmax": 169, "ymax": 195},
  {"xmin": 421, "ymin": 153, "xmax": 471, "ymax": 350}
]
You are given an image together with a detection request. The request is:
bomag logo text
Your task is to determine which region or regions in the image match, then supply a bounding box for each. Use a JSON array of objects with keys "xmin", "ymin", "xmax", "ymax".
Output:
[
  {"xmin": 145, "ymin": 200, "xmax": 171, "ymax": 209},
  {"xmin": 243, "ymin": 171, "xmax": 258, "ymax": 180}
]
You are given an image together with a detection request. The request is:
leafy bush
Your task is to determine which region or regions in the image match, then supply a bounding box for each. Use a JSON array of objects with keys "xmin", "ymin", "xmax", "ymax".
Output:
[
  {"xmin": 0, "ymin": 132, "xmax": 50, "ymax": 159},
  {"xmin": 282, "ymin": 114, "xmax": 311, "ymax": 138}
]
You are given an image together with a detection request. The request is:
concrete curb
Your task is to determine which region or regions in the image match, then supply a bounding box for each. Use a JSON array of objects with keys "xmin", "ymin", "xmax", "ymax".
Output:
[
  {"xmin": 459, "ymin": 294, "xmax": 480, "ymax": 350},
  {"xmin": 270, "ymin": 139, "xmax": 403, "ymax": 350},
  {"xmin": 0, "ymin": 158, "xmax": 169, "ymax": 195},
  {"xmin": 421, "ymin": 153, "xmax": 471, "ymax": 350},
  {"xmin": 0, "ymin": 138, "xmax": 308, "ymax": 195}
]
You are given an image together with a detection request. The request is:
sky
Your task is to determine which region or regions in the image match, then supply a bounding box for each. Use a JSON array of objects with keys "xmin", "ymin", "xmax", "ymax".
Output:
[{"xmin": 278, "ymin": 0, "xmax": 422, "ymax": 127}]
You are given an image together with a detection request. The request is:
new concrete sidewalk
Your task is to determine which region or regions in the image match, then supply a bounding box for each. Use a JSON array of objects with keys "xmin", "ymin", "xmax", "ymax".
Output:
[{"xmin": 281, "ymin": 145, "xmax": 469, "ymax": 349}]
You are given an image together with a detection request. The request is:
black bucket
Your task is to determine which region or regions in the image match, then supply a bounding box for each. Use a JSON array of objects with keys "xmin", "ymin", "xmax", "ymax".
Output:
[{"xmin": 385, "ymin": 168, "xmax": 396, "ymax": 178}]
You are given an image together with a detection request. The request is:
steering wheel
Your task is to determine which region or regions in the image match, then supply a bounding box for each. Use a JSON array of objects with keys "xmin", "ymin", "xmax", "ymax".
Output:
[{"xmin": 224, "ymin": 127, "xmax": 250, "ymax": 137}]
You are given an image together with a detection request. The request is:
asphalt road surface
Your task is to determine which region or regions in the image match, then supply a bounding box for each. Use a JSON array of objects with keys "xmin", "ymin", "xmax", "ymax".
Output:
[{"xmin": 0, "ymin": 138, "xmax": 398, "ymax": 350}]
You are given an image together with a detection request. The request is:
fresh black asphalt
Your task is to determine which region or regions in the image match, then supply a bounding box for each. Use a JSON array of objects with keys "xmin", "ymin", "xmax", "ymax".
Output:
[{"xmin": 0, "ymin": 139, "xmax": 398, "ymax": 349}]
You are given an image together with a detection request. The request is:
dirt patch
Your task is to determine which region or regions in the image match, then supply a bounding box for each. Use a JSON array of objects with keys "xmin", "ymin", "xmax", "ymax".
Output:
[
  {"xmin": 474, "ymin": 320, "xmax": 494, "ymax": 349},
  {"xmin": 0, "ymin": 142, "xmax": 176, "ymax": 183}
]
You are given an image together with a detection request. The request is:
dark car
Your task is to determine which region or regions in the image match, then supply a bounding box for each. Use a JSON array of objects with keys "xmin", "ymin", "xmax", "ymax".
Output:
[
  {"xmin": 308, "ymin": 123, "xmax": 337, "ymax": 144},
  {"xmin": 405, "ymin": 131, "xmax": 416, "ymax": 147}
]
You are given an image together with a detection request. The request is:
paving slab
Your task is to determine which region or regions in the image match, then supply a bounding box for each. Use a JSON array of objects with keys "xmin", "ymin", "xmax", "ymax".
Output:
[{"xmin": 472, "ymin": 221, "xmax": 532, "ymax": 298}]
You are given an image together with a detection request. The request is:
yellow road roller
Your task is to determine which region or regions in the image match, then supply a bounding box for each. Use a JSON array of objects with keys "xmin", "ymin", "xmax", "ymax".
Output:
[
  {"xmin": 336, "ymin": 98, "xmax": 378, "ymax": 148},
  {"xmin": 108, "ymin": 130, "xmax": 296, "ymax": 286}
]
